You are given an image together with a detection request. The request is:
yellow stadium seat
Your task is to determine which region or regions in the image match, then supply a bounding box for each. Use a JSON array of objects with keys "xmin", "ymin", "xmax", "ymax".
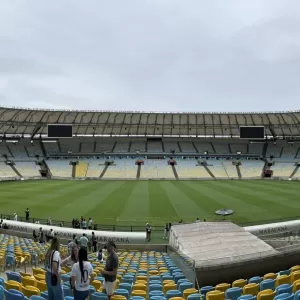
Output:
[
  {"xmin": 91, "ymin": 280, "xmax": 102, "ymax": 291},
  {"xmin": 131, "ymin": 290, "xmax": 147, "ymax": 298},
  {"xmin": 149, "ymin": 270, "xmax": 159, "ymax": 276},
  {"xmin": 264, "ymin": 273, "xmax": 277, "ymax": 280},
  {"xmin": 111, "ymin": 295, "xmax": 127, "ymax": 300},
  {"xmin": 36, "ymin": 280, "xmax": 47, "ymax": 292},
  {"xmin": 19, "ymin": 272, "xmax": 32, "ymax": 278},
  {"xmin": 232, "ymin": 279, "xmax": 247, "ymax": 288},
  {"xmin": 170, "ymin": 298, "xmax": 184, "ymax": 300},
  {"xmin": 276, "ymin": 275, "xmax": 291, "ymax": 286},
  {"xmin": 257, "ymin": 289, "xmax": 276, "ymax": 300},
  {"xmin": 22, "ymin": 276, "xmax": 37, "ymax": 287},
  {"xmin": 243, "ymin": 283, "xmax": 260, "ymax": 296},
  {"xmin": 34, "ymin": 274, "xmax": 45, "ymax": 281},
  {"xmin": 133, "ymin": 284, "xmax": 147, "ymax": 292},
  {"xmin": 293, "ymin": 279, "xmax": 300, "ymax": 293},
  {"xmin": 215, "ymin": 283, "xmax": 231, "ymax": 292},
  {"xmin": 183, "ymin": 288, "xmax": 199, "ymax": 300},
  {"xmin": 5, "ymin": 280, "xmax": 22, "ymax": 291},
  {"xmin": 164, "ymin": 283, "xmax": 177, "ymax": 294},
  {"xmin": 136, "ymin": 275, "xmax": 147, "ymax": 282},
  {"xmin": 206, "ymin": 290, "xmax": 225, "ymax": 300},
  {"xmin": 164, "ymin": 280, "xmax": 175, "ymax": 286},
  {"xmin": 32, "ymin": 268, "xmax": 46, "ymax": 276},
  {"xmin": 292, "ymin": 271, "xmax": 300, "ymax": 283},
  {"xmin": 22, "ymin": 285, "xmax": 41, "ymax": 297},
  {"xmin": 291, "ymin": 266, "xmax": 300, "ymax": 273}
]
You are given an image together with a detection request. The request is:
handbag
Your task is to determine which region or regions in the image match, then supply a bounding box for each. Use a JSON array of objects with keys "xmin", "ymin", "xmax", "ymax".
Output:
[{"xmin": 50, "ymin": 250, "xmax": 58, "ymax": 286}]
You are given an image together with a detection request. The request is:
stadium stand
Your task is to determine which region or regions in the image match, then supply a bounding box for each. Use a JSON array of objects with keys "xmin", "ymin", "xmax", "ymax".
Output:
[
  {"xmin": 176, "ymin": 159, "xmax": 211, "ymax": 179},
  {"xmin": 0, "ymin": 162, "xmax": 17, "ymax": 177},
  {"xmin": 13, "ymin": 161, "xmax": 41, "ymax": 177},
  {"xmin": 179, "ymin": 142, "xmax": 197, "ymax": 153},
  {"xmin": 208, "ymin": 160, "xmax": 228, "ymax": 178},
  {"xmin": 239, "ymin": 160, "xmax": 264, "ymax": 178},
  {"xmin": 46, "ymin": 160, "xmax": 72, "ymax": 177},
  {"xmin": 103, "ymin": 159, "xmax": 137, "ymax": 179},
  {"xmin": 113, "ymin": 141, "xmax": 131, "ymax": 153},
  {"xmin": 140, "ymin": 160, "xmax": 175, "ymax": 179},
  {"xmin": 75, "ymin": 161, "xmax": 89, "ymax": 177},
  {"xmin": 222, "ymin": 161, "xmax": 239, "ymax": 178},
  {"xmin": 85, "ymin": 160, "xmax": 106, "ymax": 177},
  {"xmin": 147, "ymin": 140, "xmax": 163, "ymax": 153},
  {"xmin": 270, "ymin": 162, "xmax": 296, "ymax": 178}
]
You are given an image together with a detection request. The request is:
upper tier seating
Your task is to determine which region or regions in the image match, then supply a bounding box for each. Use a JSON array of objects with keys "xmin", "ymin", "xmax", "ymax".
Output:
[
  {"xmin": 222, "ymin": 161, "xmax": 238, "ymax": 178},
  {"xmin": 147, "ymin": 141, "xmax": 163, "ymax": 153},
  {"xmin": 113, "ymin": 141, "xmax": 130, "ymax": 153},
  {"xmin": 179, "ymin": 142, "xmax": 197, "ymax": 153}
]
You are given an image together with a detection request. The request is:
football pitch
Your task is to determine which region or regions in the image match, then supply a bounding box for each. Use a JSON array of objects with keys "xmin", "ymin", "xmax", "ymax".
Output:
[{"xmin": 1, "ymin": 179, "xmax": 300, "ymax": 229}]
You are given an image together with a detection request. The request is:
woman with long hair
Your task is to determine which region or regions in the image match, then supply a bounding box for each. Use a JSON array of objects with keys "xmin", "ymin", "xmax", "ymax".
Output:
[
  {"xmin": 45, "ymin": 237, "xmax": 64, "ymax": 300},
  {"xmin": 62, "ymin": 245, "xmax": 79, "ymax": 266},
  {"xmin": 71, "ymin": 248, "xmax": 94, "ymax": 300}
]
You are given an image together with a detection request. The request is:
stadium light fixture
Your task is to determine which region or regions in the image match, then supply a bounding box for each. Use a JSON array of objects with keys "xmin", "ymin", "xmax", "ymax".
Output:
[
  {"xmin": 6, "ymin": 140, "xmax": 18, "ymax": 143},
  {"xmin": 42, "ymin": 140, "xmax": 57, "ymax": 143}
]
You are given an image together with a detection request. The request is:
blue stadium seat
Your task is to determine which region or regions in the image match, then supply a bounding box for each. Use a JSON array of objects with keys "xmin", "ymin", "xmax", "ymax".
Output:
[
  {"xmin": 225, "ymin": 287, "xmax": 242, "ymax": 300},
  {"xmin": 260, "ymin": 279, "xmax": 276, "ymax": 291}
]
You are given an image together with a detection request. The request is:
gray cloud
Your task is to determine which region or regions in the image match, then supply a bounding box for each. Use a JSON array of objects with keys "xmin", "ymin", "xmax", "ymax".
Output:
[{"xmin": 0, "ymin": 0, "xmax": 300, "ymax": 112}]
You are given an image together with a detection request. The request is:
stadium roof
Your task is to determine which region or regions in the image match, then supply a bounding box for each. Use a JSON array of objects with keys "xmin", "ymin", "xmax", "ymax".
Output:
[{"xmin": 0, "ymin": 106, "xmax": 300, "ymax": 138}]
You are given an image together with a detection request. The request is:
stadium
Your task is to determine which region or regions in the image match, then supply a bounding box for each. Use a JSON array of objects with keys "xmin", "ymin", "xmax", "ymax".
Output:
[{"xmin": 2, "ymin": 105, "xmax": 300, "ymax": 299}]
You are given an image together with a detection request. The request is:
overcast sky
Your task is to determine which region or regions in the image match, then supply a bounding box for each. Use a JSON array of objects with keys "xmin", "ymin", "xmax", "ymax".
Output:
[{"xmin": 0, "ymin": 1, "xmax": 300, "ymax": 113}]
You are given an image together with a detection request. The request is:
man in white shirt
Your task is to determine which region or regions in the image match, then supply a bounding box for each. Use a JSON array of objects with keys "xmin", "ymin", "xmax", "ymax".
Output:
[
  {"xmin": 80, "ymin": 234, "xmax": 89, "ymax": 251},
  {"xmin": 88, "ymin": 217, "xmax": 93, "ymax": 230},
  {"xmin": 14, "ymin": 213, "xmax": 18, "ymax": 221}
]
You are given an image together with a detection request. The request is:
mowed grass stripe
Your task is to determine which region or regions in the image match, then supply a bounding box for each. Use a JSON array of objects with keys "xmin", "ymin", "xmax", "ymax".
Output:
[
  {"xmin": 148, "ymin": 181, "xmax": 180, "ymax": 223},
  {"xmin": 53, "ymin": 181, "xmax": 124, "ymax": 222},
  {"xmin": 167, "ymin": 181, "xmax": 213, "ymax": 219},
  {"xmin": 87, "ymin": 181, "xmax": 139, "ymax": 224},
  {"xmin": 218, "ymin": 180, "xmax": 300, "ymax": 210},
  {"xmin": 183, "ymin": 181, "xmax": 262, "ymax": 223},
  {"xmin": 117, "ymin": 181, "xmax": 150, "ymax": 225},
  {"xmin": 205, "ymin": 181, "xmax": 293, "ymax": 221}
]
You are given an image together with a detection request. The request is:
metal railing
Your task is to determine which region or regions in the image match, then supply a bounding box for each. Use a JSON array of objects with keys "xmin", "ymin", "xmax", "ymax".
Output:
[{"xmin": 0, "ymin": 214, "xmax": 165, "ymax": 232}]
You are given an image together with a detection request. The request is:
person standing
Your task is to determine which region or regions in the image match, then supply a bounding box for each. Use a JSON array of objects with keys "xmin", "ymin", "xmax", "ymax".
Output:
[
  {"xmin": 71, "ymin": 248, "xmax": 94, "ymax": 300},
  {"xmin": 39, "ymin": 227, "xmax": 45, "ymax": 244},
  {"xmin": 79, "ymin": 234, "xmax": 88, "ymax": 251},
  {"xmin": 25, "ymin": 208, "xmax": 30, "ymax": 221},
  {"xmin": 88, "ymin": 217, "xmax": 93, "ymax": 230},
  {"xmin": 62, "ymin": 245, "xmax": 79, "ymax": 266},
  {"xmin": 45, "ymin": 237, "xmax": 64, "ymax": 300},
  {"xmin": 14, "ymin": 213, "xmax": 18, "ymax": 221},
  {"xmin": 91, "ymin": 232, "xmax": 97, "ymax": 253},
  {"xmin": 101, "ymin": 241, "xmax": 119, "ymax": 298},
  {"xmin": 146, "ymin": 223, "xmax": 152, "ymax": 242}
]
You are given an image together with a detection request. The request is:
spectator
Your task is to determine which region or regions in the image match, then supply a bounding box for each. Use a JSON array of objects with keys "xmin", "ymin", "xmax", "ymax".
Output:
[
  {"xmin": 72, "ymin": 219, "xmax": 75, "ymax": 228},
  {"xmin": 33, "ymin": 230, "xmax": 38, "ymax": 242},
  {"xmin": 50, "ymin": 229, "xmax": 55, "ymax": 239},
  {"xmin": 71, "ymin": 248, "xmax": 94, "ymax": 300},
  {"xmin": 3, "ymin": 223, "xmax": 8, "ymax": 229},
  {"xmin": 25, "ymin": 208, "xmax": 30, "ymax": 221},
  {"xmin": 88, "ymin": 217, "xmax": 93, "ymax": 230},
  {"xmin": 91, "ymin": 232, "xmax": 97, "ymax": 252},
  {"xmin": 48, "ymin": 217, "xmax": 52, "ymax": 226},
  {"xmin": 97, "ymin": 249, "xmax": 104, "ymax": 263},
  {"xmin": 79, "ymin": 234, "xmax": 89, "ymax": 251},
  {"xmin": 146, "ymin": 223, "xmax": 152, "ymax": 242},
  {"xmin": 39, "ymin": 227, "xmax": 45, "ymax": 244},
  {"xmin": 60, "ymin": 222, "xmax": 64, "ymax": 227},
  {"xmin": 196, "ymin": 217, "xmax": 200, "ymax": 223},
  {"xmin": 14, "ymin": 213, "xmax": 18, "ymax": 221},
  {"xmin": 73, "ymin": 234, "xmax": 78, "ymax": 246},
  {"xmin": 45, "ymin": 237, "xmax": 63, "ymax": 300},
  {"xmin": 163, "ymin": 223, "xmax": 169, "ymax": 239},
  {"xmin": 101, "ymin": 241, "xmax": 119, "ymax": 297},
  {"xmin": 82, "ymin": 219, "xmax": 87, "ymax": 230},
  {"xmin": 62, "ymin": 245, "xmax": 79, "ymax": 266}
]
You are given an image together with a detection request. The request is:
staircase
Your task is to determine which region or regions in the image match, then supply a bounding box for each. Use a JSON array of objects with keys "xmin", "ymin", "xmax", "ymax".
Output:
[
  {"xmin": 172, "ymin": 165, "xmax": 179, "ymax": 180},
  {"xmin": 99, "ymin": 164, "xmax": 109, "ymax": 178},
  {"xmin": 75, "ymin": 162, "xmax": 89, "ymax": 177},
  {"xmin": 136, "ymin": 165, "xmax": 141, "ymax": 179},
  {"xmin": 8, "ymin": 163, "xmax": 21, "ymax": 177},
  {"xmin": 290, "ymin": 165, "xmax": 300, "ymax": 179},
  {"xmin": 203, "ymin": 164, "xmax": 215, "ymax": 179},
  {"xmin": 236, "ymin": 164, "xmax": 242, "ymax": 179}
]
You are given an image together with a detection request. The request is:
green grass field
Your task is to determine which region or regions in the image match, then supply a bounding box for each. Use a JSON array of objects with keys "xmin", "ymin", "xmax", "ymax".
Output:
[{"xmin": 1, "ymin": 179, "xmax": 300, "ymax": 230}]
